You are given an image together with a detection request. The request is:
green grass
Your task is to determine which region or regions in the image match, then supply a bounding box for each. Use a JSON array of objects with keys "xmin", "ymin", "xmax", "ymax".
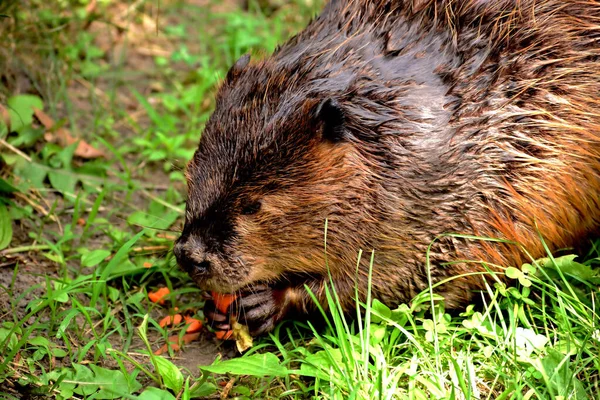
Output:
[{"xmin": 1, "ymin": 1, "xmax": 599, "ymax": 399}]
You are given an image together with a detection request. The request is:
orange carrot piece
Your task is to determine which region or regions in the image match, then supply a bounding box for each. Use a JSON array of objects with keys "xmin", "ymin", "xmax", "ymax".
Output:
[
  {"xmin": 159, "ymin": 314, "xmax": 183, "ymax": 328},
  {"xmin": 184, "ymin": 316, "xmax": 203, "ymax": 333},
  {"xmin": 211, "ymin": 291, "xmax": 237, "ymax": 314},
  {"xmin": 153, "ymin": 332, "xmax": 201, "ymax": 355},
  {"xmin": 214, "ymin": 330, "xmax": 234, "ymax": 340},
  {"xmin": 148, "ymin": 287, "xmax": 170, "ymax": 305}
]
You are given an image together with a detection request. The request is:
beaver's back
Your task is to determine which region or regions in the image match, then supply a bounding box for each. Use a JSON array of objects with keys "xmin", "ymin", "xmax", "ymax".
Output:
[{"xmin": 271, "ymin": 0, "xmax": 600, "ymax": 269}]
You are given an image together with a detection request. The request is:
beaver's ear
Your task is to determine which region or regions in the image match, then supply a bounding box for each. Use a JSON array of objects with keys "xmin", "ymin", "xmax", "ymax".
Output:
[
  {"xmin": 226, "ymin": 53, "xmax": 251, "ymax": 82},
  {"xmin": 315, "ymin": 98, "xmax": 346, "ymax": 142}
]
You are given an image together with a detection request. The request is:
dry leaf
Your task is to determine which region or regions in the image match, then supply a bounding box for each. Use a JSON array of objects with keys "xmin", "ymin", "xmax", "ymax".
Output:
[
  {"xmin": 34, "ymin": 108, "xmax": 106, "ymax": 159},
  {"xmin": 0, "ymin": 104, "xmax": 10, "ymax": 132},
  {"xmin": 85, "ymin": 0, "xmax": 98, "ymax": 14},
  {"xmin": 232, "ymin": 321, "xmax": 253, "ymax": 352}
]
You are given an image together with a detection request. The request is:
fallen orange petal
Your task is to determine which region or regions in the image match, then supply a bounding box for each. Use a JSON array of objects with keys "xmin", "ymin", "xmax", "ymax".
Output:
[
  {"xmin": 148, "ymin": 287, "xmax": 170, "ymax": 305},
  {"xmin": 159, "ymin": 314, "xmax": 182, "ymax": 328},
  {"xmin": 211, "ymin": 291, "xmax": 237, "ymax": 314},
  {"xmin": 143, "ymin": 261, "xmax": 152, "ymax": 268}
]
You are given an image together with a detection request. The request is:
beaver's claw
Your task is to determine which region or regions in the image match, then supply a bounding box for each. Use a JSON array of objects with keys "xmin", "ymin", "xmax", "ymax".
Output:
[
  {"xmin": 203, "ymin": 296, "xmax": 232, "ymax": 332},
  {"xmin": 204, "ymin": 285, "xmax": 293, "ymax": 336},
  {"xmin": 235, "ymin": 285, "xmax": 291, "ymax": 335}
]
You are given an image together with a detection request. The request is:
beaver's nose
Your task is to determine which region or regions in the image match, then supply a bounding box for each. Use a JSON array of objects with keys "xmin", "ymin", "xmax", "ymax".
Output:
[{"xmin": 173, "ymin": 236, "xmax": 210, "ymax": 275}]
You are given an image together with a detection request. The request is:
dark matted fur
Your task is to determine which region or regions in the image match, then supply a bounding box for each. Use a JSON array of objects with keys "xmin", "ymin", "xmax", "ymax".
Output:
[{"xmin": 174, "ymin": 0, "xmax": 600, "ymax": 334}]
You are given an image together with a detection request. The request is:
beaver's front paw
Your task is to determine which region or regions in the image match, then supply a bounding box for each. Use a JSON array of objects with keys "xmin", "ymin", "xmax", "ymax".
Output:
[
  {"xmin": 233, "ymin": 285, "xmax": 295, "ymax": 335},
  {"xmin": 204, "ymin": 285, "xmax": 296, "ymax": 336}
]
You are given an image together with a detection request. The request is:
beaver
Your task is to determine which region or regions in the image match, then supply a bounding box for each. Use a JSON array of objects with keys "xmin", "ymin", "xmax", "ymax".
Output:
[{"xmin": 173, "ymin": 0, "xmax": 600, "ymax": 335}]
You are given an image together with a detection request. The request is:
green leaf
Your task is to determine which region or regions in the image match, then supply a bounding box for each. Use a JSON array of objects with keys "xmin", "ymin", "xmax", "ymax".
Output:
[
  {"xmin": 188, "ymin": 382, "xmax": 217, "ymax": 398},
  {"xmin": 28, "ymin": 336, "xmax": 50, "ymax": 347},
  {"xmin": 81, "ymin": 249, "xmax": 111, "ymax": 267},
  {"xmin": 539, "ymin": 349, "xmax": 587, "ymax": 399},
  {"xmin": 89, "ymin": 364, "xmax": 142, "ymax": 398},
  {"xmin": 52, "ymin": 281, "xmax": 70, "ymax": 303},
  {"xmin": 48, "ymin": 170, "xmax": 78, "ymax": 196},
  {"xmin": 51, "ymin": 347, "xmax": 68, "ymax": 358},
  {"xmin": 505, "ymin": 267, "xmax": 521, "ymax": 280},
  {"xmin": 518, "ymin": 276, "xmax": 532, "ymax": 288},
  {"xmin": 0, "ymin": 178, "xmax": 19, "ymax": 193},
  {"xmin": 0, "ymin": 327, "xmax": 18, "ymax": 350},
  {"xmin": 16, "ymin": 161, "xmax": 47, "ymax": 189},
  {"xmin": 127, "ymin": 210, "xmax": 179, "ymax": 230},
  {"xmin": 7, "ymin": 94, "xmax": 43, "ymax": 132},
  {"xmin": 370, "ymin": 299, "xmax": 391, "ymax": 323},
  {"xmin": 0, "ymin": 203, "xmax": 13, "ymax": 250},
  {"xmin": 299, "ymin": 349, "xmax": 344, "ymax": 382},
  {"xmin": 155, "ymin": 356, "xmax": 184, "ymax": 393},
  {"xmin": 55, "ymin": 141, "xmax": 77, "ymax": 169},
  {"xmin": 9, "ymin": 125, "xmax": 44, "ymax": 148},
  {"xmin": 67, "ymin": 363, "xmax": 141, "ymax": 398},
  {"xmin": 200, "ymin": 353, "xmax": 288, "ymax": 377},
  {"xmin": 370, "ymin": 324, "xmax": 387, "ymax": 345},
  {"xmin": 70, "ymin": 364, "xmax": 96, "ymax": 396},
  {"xmin": 540, "ymin": 255, "xmax": 598, "ymax": 281},
  {"xmin": 521, "ymin": 263, "xmax": 536, "ymax": 274},
  {"xmin": 108, "ymin": 287, "xmax": 120, "ymax": 302},
  {"xmin": 138, "ymin": 387, "xmax": 177, "ymax": 400}
]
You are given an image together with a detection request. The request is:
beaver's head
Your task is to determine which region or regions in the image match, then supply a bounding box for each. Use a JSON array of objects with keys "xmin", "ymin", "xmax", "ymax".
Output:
[{"xmin": 173, "ymin": 54, "xmax": 384, "ymax": 293}]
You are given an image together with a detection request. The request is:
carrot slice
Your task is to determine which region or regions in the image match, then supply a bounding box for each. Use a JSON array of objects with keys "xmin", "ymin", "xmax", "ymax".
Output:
[
  {"xmin": 148, "ymin": 287, "xmax": 170, "ymax": 305},
  {"xmin": 211, "ymin": 291, "xmax": 237, "ymax": 314},
  {"xmin": 214, "ymin": 330, "xmax": 234, "ymax": 340},
  {"xmin": 184, "ymin": 316, "xmax": 203, "ymax": 333},
  {"xmin": 159, "ymin": 314, "xmax": 182, "ymax": 328}
]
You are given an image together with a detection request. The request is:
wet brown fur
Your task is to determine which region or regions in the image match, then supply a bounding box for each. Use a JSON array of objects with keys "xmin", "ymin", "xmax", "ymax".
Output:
[{"xmin": 175, "ymin": 0, "xmax": 600, "ymax": 333}]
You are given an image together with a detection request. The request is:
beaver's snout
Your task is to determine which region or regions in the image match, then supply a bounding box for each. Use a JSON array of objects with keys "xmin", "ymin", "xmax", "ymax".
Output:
[{"xmin": 173, "ymin": 236, "xmax": 211, "ymax": 277}]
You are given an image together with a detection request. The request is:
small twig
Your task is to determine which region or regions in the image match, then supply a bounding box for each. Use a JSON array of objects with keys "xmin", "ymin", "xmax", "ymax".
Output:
[
  {"xmin": 1, "ymin": 245, "xmax": 52, "ymax": 255},
  {"xmin": 75, "ymin": 77, "xmax": 110, "ymax": 103},
  {"xmin": 0, "ymin": 261, "xmax": 17, "ymax": 268},
  {"xmin": 156, "ymin": 233, "xmax": 178, "ymax": 240},
  {"xmin": 118, "ymin": 0, "xmax": 146, "ymax": 20},
  {"xmin": 132, "ymin": 245, "xmax": 169, "ymax": 253},
  {"xmin": 0, "ymin": 138, "xmax": 32, "ymax": 162},
  {"xmin": 14, "ymin": 192, "xmax": 55, "ymax": 220},
  {"xmin": 141, "ymin": 190, "xmax": 184, "ymax": 214},
  {"xmin": 220, "ymin": 377, "xmax": 236, "ymax": 400}
]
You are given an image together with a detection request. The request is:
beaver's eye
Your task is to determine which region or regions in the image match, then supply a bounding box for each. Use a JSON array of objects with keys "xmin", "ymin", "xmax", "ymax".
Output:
[{"xmin": 241, "ymin": 200, "xmax": 262, "ymax": 215}]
